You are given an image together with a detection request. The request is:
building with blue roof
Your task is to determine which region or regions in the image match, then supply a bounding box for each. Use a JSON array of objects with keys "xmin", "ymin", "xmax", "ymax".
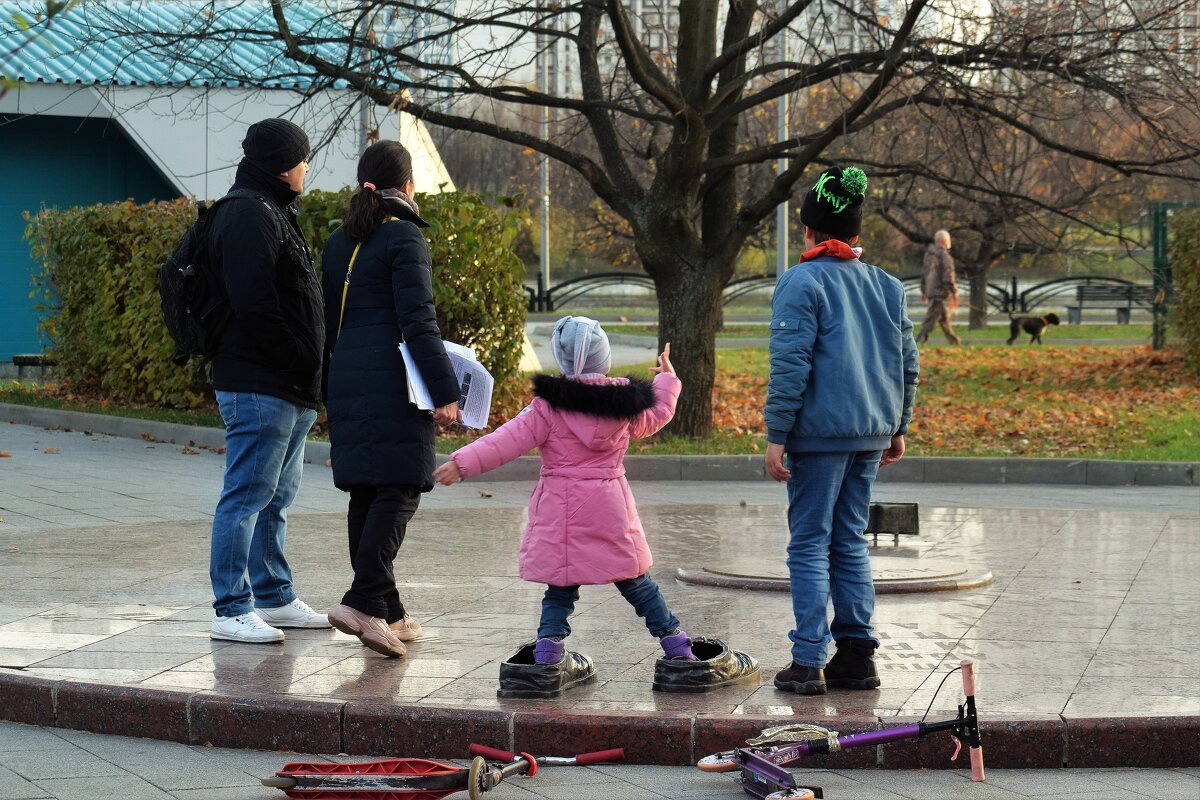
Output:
[{"xmin": 0, "ymin": 0, "xmax": 452, "ymax": 361}]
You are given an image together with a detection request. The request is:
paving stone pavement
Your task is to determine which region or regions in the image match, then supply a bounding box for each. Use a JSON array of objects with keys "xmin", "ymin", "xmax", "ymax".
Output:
[
  {"xmin": 0, "ymin": 422, "xmax": 1198, "ymax": 765},
  {"xmin": 0, "ymin": 721, "xmax": 1197, "ymax": 800}
]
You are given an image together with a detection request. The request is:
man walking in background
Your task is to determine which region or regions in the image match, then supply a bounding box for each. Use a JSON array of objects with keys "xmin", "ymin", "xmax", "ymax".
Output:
[
  {"xmin": 916, "ymin": 229, "xmax": 962, "ymax": 345},
  {"xmin": 207, "ymin": 118, "xmax": 330, "ymax": 642}
]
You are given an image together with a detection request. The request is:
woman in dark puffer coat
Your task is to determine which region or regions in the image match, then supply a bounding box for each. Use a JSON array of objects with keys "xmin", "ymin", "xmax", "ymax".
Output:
[{"xmin": 320, "ymin": 141, "xmax": 460, "ymax": 658}]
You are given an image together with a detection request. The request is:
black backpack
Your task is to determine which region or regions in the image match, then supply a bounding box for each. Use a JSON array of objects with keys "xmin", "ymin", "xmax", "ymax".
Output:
[{"xmin": 158, "ymin": 189, "xmax": 282, "ymax": 365}]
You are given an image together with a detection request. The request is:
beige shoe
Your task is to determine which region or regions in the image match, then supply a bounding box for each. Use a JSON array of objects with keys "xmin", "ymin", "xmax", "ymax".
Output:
[
  {"xmin": 389, "ymin": 614, "xmax": 424, "ymax": 641},
  {"xmin": 327, "ymin": 604, "xmax": 406, "ymax": 658}
]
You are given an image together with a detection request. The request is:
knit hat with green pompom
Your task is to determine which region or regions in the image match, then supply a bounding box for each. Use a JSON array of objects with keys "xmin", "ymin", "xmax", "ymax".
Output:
[{"xmin": 800, "ymin": 165, "xmax": 868, "ymax": 239}]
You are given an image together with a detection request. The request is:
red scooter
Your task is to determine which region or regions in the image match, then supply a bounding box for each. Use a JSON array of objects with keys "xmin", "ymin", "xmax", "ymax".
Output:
[{"xmin": 263, "ymin": 743, "xmax": 624, "ymax": 799}]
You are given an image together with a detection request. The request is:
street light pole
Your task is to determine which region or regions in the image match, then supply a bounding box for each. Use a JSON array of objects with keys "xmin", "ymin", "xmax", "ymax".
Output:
[
  {"xmin": 775, "ymin": 27, "xmax": 790, "ymax": 277},
  {"xmin": 538, "ymin": 16, "xmax": 551, "ymax": 310},
  {"xmin": 356, "ymin": 11, "xmax": 373, "ymax": 155}
]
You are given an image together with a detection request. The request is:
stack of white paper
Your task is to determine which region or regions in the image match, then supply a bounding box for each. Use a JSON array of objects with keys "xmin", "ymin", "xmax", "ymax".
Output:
[{"xmin": 398, "ymin": 341, "xmax": 494, "ymax": 429}]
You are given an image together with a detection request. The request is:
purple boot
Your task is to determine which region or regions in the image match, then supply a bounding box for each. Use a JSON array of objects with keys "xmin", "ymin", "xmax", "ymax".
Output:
[{"xmin": 660, "ymin": 631, "xmax": 697, "ymax": 660}]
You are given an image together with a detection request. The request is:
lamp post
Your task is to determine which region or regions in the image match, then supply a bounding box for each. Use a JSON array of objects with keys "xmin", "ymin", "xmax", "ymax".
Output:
[
  {"xmin": 537, "ymin": 16, "xmax": 552, "ymax": 310},
  {"xmin": 775, "ymin": 26, "xmax": 790, "ymax": 277}
]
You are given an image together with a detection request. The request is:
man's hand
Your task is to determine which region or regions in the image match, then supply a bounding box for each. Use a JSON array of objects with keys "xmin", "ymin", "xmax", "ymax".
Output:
[
  {"xmin": 432, "ymin": 459, "xmax": 461, "ymax": 486},
  {"xmin": 651, "ymin": 342, "xmax": 674, "ymax": 375},
  {"xmin": 432, "ymin": 402, "xmax": 462, "ymax": 426},
  {"xmin": 880, "ymin": 434, "xmax": 905, "ymax": 467},
  {"xmin": 766, "ymin": 442, "xmax": 791, "ymax": 482}
]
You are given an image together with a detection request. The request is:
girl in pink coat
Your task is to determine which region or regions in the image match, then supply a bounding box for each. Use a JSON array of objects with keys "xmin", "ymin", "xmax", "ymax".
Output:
[{"xmin": 435, "ymin": 317, "xmax": 758, "ymax": 697}]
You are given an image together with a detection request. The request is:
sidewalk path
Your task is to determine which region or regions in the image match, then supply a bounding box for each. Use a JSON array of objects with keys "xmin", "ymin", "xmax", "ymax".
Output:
[
  {"xmin": 1, "ymin": 721, "xmax": 1197, "ymax": 800},
  {"xmin": 0, "ymin": 423, "xmax": 1197, "ymax": 767}
]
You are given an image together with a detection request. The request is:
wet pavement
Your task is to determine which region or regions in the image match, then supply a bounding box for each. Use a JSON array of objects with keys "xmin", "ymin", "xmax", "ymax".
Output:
[{"xmin": 0, "ymin": 422, "xmax": 1198, "ymax": 767}]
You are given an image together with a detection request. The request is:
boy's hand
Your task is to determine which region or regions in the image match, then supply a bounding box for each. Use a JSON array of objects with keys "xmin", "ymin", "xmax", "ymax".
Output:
[
  {"xmin": 766, "ymin": 442, "xmax": 791, "ymax": 482},
  {"xmin": 651, "ymin": 342, "xmax": 674, "ymax": 375},
  {"xmin": 433, "ymin": 459, "xmax": 461, "ymax": 485},
  {"xmin": 880, "ymin": 434, "xmax": 905, "ymax": 467}
]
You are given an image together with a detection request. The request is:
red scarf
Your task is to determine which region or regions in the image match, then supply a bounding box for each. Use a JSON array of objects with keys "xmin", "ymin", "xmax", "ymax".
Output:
[{"xmin": 797, "ymin": 239, "xmax": 860, "ymax": 263}]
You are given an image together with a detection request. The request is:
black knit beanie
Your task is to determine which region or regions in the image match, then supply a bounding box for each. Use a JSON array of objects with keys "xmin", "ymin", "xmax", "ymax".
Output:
[
  {"xmin": 799, "ymin": 165, "xmax": 868, "ymax": 239},
  {"xmin": 242, "ymin": 118, "xmax": 310, "ymax": 174}
]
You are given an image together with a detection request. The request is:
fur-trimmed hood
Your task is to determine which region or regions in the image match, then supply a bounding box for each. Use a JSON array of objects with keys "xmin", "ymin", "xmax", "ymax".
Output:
[
  {"xmin": 531, "ymin": 374, "xmax": 657, "ymax": 452},
  {"xmin": 532, "ymin": 374, "xmax": 656, "ymax": 419}
]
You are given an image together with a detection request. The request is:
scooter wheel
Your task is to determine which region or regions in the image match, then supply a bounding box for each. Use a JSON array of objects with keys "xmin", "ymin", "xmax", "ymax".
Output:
[
  {"xmin": 468, "ymin": 755, "xmax": 488, "ymax": 799},
  {"xmin": 697, "ymin": 753, "xmax": 740, "ymax": 773},
  {"xmin": 261, "ymin": 776, "xmax": 298, "ymax": 788}
]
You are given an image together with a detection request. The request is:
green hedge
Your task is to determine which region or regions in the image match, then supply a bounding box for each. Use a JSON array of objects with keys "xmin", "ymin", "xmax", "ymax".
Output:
[
  {"xmin": 26, "ymin": 190, "xmax": 529, "ymax": 410},
  {"xmin": 27, "ymin": 199, "xmax": 202, "ymax": 407},
  {"xmin": 1171, "ymin": 209, "xmax": 1200, "ymax": 374}
]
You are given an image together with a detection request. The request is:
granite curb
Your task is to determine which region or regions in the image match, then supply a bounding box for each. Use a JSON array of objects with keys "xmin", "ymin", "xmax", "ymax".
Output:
[
  {"xmin": 0, "ymin": 672, "xmax": 1196, "ymax": 768},
  {"xmin": 5, "ymin": 403, "xmax": 1196, "ymax": 486}
]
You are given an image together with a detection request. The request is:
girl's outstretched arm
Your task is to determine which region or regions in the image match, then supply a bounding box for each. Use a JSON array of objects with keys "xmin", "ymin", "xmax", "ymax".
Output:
[{"xmin": 437, "ymin": 399, "xmax": 552, "ymax": 482}]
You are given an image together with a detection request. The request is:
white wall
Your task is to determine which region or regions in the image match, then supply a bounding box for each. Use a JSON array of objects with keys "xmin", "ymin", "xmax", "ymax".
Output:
[
  {"xmin": 0, "ymin": 82, "xmax": 454, "ymax": 200},
  {"xmin": 0, "ymin": 82, "xmax": 109, "ymax": 118}
]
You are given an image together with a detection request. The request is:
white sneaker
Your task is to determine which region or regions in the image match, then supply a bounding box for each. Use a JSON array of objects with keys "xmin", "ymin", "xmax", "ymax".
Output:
[
  {"xmin": 256, "ymin": 599, "xmax": 332, "ymax": 629},
  {"xmin": 211, "ymin": 611, "xmax": 285, "ymax": 643}
]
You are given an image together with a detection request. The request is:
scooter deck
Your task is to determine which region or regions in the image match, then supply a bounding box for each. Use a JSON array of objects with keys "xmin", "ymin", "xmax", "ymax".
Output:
[
  {"xmin": 736, "ymin": 751, "xmax": 822, "ymax": 800},
  {"xmin": 266, "ymin": 758, "xmax": 469, "ymax": 799}
]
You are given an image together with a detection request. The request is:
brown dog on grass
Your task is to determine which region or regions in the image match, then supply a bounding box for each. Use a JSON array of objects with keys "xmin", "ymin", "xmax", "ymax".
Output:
[{"xmin": 1007, "ymin": 312, "xmax": 1061, "ymax": 345}]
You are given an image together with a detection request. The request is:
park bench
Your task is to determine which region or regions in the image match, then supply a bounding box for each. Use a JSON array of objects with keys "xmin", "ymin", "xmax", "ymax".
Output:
[
  {"xmin": 7, "ymin": 354, "xmax": 55, "ymax": 381},
  {"xmin": 1066, "ymin": 284, "xmax": 1155, "ymax": 324}
]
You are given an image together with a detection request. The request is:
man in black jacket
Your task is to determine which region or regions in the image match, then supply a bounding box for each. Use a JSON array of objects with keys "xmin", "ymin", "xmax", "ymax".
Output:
[{"xmin": 207, "ymin": 118, "xmax": 330, "ymax": 642}]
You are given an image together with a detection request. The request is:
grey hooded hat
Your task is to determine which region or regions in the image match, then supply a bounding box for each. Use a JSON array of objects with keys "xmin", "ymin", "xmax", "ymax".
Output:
[{"xmin": 550, "ymin": 315, "xmax": 611, "ymax": 377}]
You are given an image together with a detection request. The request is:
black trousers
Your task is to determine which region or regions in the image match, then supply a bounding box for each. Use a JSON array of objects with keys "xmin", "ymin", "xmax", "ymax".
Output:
[{"xmin": 342, "ymin": 485, "xmax": 421, "ymax": 622}]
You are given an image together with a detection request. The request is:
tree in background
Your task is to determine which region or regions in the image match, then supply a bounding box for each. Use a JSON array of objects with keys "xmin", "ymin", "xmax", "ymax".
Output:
[
  {"xmin": 1169, "ymin": 209, "xmax": 1200, "ymax": 373},
  {"xmin": 95, "ymin": 0, "xmax": 1200, "ymax": 436},
  {"xmin": 866, "ymin": 96, "xmax": 1151, "ymax": 328}
]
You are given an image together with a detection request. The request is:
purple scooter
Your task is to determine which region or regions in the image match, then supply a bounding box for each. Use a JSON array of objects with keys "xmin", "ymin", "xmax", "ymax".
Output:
[{"xmin": 697, "ymin": 659, "xmax": 985, "ymax": 800}]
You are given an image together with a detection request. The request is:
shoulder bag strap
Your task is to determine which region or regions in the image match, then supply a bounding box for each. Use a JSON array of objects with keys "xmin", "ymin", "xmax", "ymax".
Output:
[
  {"xmin": 338, "ymin": 243, "xmax": 363, "ymax": 339},
  {"xmin": 336, "ymin": 217, "xmax": 402, "ymax": 338}
]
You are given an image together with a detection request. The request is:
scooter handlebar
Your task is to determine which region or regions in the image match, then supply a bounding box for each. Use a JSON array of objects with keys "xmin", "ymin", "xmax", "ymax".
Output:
[
  {"xmin": 573, "ymin": 749, "xmax": 625, "ymax": 766},
  {"xmin": 970, "ymin": 744, "xmax": 986, "ymax": 782},
  {"xmin": 960, "ymin": 658, "xmax": 976, "ymax": 697},
  {"xmin": 468, "ymin": 744, "xmax": 625, "ymax": 767},
  {"xmin": 960, "ymin": 659, "xmax": 986, "ymax": 782},
  {"xmin": 469, "ymin": 744, "xmax": 516, "ymax": 762}
]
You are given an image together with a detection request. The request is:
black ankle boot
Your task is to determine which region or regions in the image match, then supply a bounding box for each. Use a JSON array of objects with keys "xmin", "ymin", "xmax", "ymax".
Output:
[
  {"xmin": 773, "ymin": 662, "xmax": 826, "ymax": 695},
  {"xmin": 824, "ymin": 638, "xmax": 881, "ymax": 689}
]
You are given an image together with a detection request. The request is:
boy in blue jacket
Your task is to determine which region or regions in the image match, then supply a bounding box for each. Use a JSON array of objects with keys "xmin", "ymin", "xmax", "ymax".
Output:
[{"xmin": 765, "ymin": 165, "xmax": 919, "ymax": 695}]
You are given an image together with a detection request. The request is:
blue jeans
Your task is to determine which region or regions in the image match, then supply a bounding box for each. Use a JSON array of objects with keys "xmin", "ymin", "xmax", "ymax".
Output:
[
  {"xmin": 538, "ymin": 574, "xmax": 681, "ymax": 640},
  {"xmin": 785, "ymin": 450, "xmax": 882, "ymax": 667},
  {"xmin": 210, "ymin": 391, "xmax": 317, "ymax": 618}
]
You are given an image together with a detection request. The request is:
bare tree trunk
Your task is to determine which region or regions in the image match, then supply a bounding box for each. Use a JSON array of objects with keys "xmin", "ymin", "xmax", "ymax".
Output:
[
  {"xmin": 652, "ymin": 262, "xmax": 724, "ymax": 439},
  {"xmin": 968, "ymin": 270, "xmax": 989, "ymax": 329}
]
